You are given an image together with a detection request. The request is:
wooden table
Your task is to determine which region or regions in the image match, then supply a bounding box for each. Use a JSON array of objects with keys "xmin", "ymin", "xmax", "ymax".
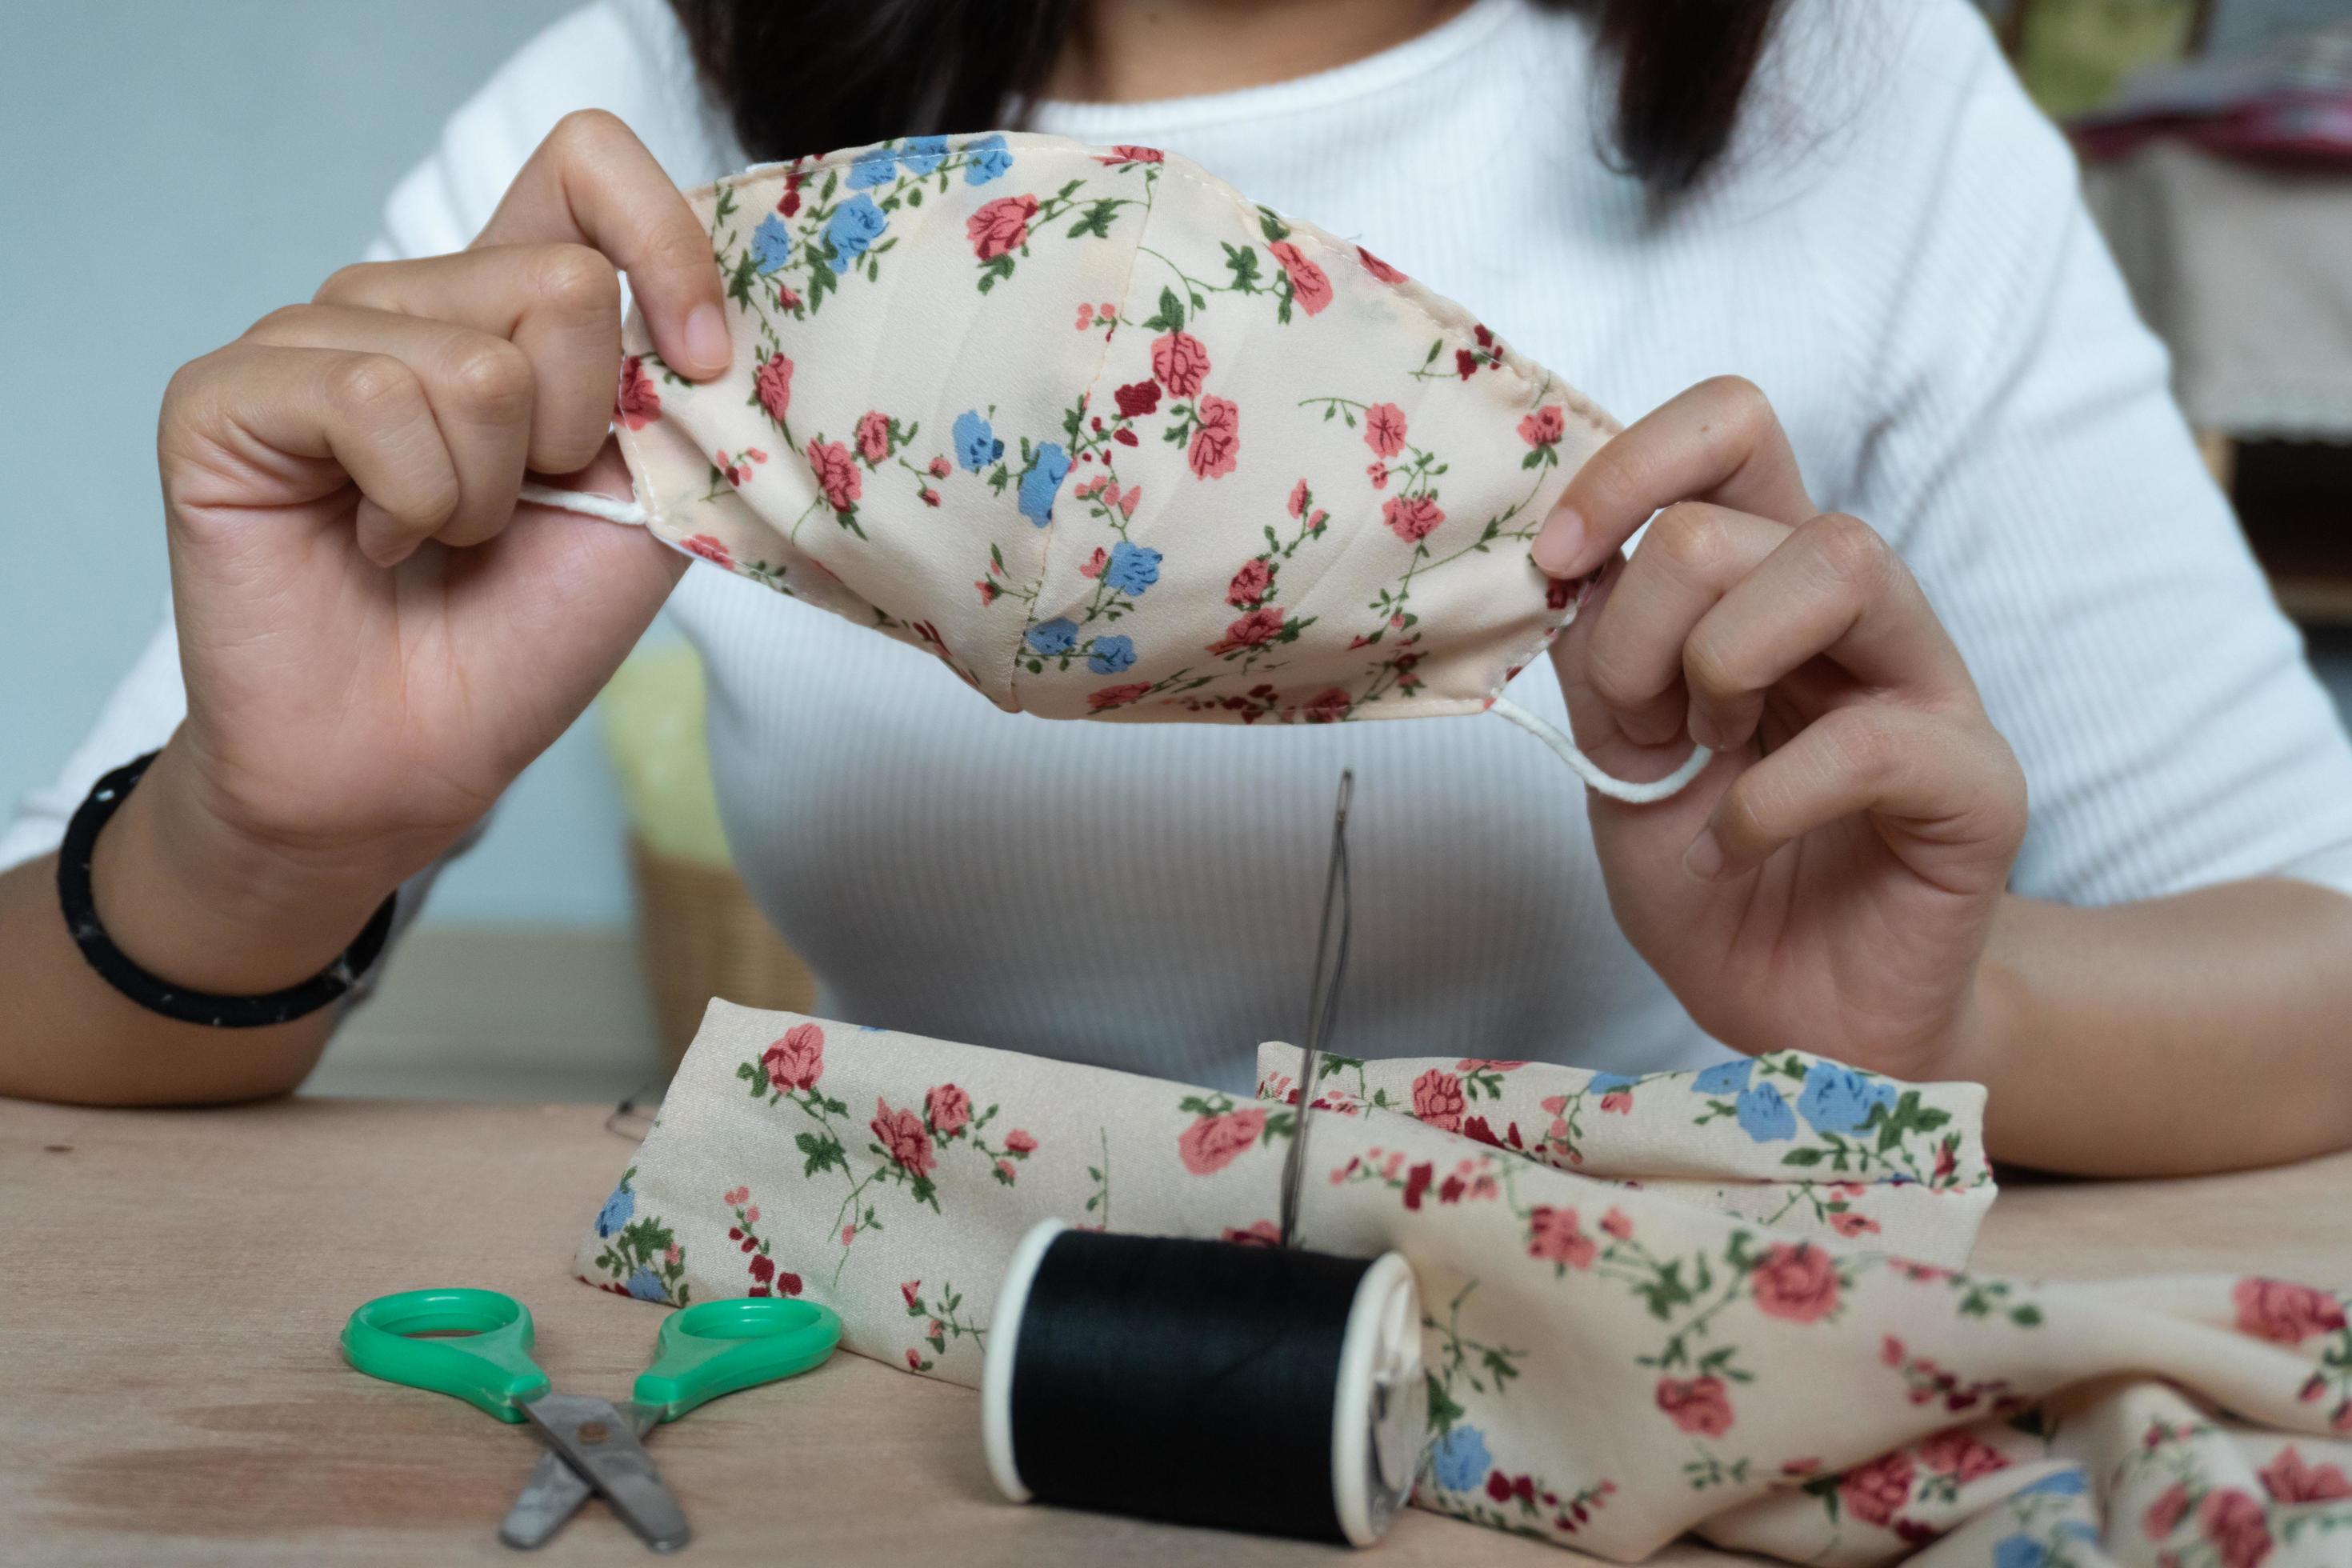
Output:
[{"xmin": 6, "ymin": 1098, "xmax": 2348, "ymax": 1566}]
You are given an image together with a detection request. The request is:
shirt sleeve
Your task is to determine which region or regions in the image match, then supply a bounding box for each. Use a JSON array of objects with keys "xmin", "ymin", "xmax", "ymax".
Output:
[{"xmin": 1842, "ymin": 6, "xmax": 2352, "ymax": 904}]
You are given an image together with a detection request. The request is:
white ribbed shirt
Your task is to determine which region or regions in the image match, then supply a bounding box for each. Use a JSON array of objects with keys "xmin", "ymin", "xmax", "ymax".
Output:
[{"xmin": 10, "ymin": 0, "xmax": 2352, "ymax": 1090}]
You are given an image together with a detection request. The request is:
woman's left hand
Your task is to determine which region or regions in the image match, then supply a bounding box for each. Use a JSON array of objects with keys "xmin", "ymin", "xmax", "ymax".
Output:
[{"xmin": 1535, "ymin": 377, "xmax": 2027, "ymax": 1082}]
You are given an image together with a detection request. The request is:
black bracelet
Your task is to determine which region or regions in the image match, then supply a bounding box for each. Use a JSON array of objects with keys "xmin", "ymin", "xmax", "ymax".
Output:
[{"xmin": 56, "ymin": 750, "xmax": 398, "ymax": 1029}]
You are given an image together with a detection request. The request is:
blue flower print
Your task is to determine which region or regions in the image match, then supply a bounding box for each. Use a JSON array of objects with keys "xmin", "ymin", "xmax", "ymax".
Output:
[
  {"xmin": 1026, "ymin": 618, "xmax": 1078, "ymax": 657},
  {"xmin": 824, "ymin": 193, "xmax": 888, "ymax": 272},
  {"xmin": 899, "ymin": 135, "xmax": 949, "ymax": 176},
  {"xmin": 845, "ymin": 146, "xmax": 899, "ymax": 189},
  {"xmin": 1735, "ymin": 1082, "xmax": 1797, "ymax": 1142},
  {"xmin": 953, "ymin": 410, "xmax": 1003, "ymax": 472},
  {"xmin": 1796, "ymin": 1061, "xmax": 1897, "ymax": 1136},
  {"xmin": 1991, "ymin": 1535, "xmax": 2044, "ymax": 1568},
  {"xmin": 624, "ymin": 1268, "xmax": 667, "ymax": 1303},
  {"xmin": 750, "ymin": 213, "xmax": 793, "ymax": 274},
  {"xmin": 1693, "ymin": 1058, "xmax": 1753, "ymax": 1096},
  {"xmin": 595, "ymin": 1184, "xmax": 634, "ymax": 1238},
  {"xmin": 962, "ymin": 134, "xmax": 1013, "ymax": 185},
  {"xmin": 1087, "ymin": 635, "xmax": 1136, "ymax": 674},
  {"xmin": 1105, "ymin": 541, "xmax": 1162, "ymax": 596},
  {"xmin": 2014, "ymin": 1468, "xmax": 2088, "ymax": 1498},
  {"xmin": 1430, "ymin": 1425, "xmax": 1491, "ymax": 1492},
  {"xmin": 1017, "ymin": 442, "xmax": 1070, "ymax": 525}
]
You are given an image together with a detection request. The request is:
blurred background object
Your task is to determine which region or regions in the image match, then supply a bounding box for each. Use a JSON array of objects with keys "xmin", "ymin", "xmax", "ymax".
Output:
[{"xmin": 4, "ymin": 3, "xmax": 2350, "ymax": 1101}]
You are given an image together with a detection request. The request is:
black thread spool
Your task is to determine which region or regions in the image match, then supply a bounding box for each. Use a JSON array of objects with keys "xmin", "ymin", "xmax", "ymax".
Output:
[{"xmin": 982, "ymin": 1222, "xmax": 1426, "ymax": 1546}]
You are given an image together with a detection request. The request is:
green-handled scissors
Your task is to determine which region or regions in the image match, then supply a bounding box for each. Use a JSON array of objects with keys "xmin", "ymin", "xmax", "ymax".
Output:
[{"xmin": 341, "ymin": 1287, "xmax": 841, "ymax": 1552}]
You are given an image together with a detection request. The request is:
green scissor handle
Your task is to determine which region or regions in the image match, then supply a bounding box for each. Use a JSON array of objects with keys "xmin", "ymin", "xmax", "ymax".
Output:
[
  {"xmin": 633, "ymin": 1297, "xmax": 842, "ymax": 1422},
  {"xmin": 340, "ymin": 1288, "xmax": 551, "ymax": 1424}
]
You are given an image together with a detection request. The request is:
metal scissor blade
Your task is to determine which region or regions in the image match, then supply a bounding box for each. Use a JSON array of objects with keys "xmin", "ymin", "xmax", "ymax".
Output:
[
  {"xmin": 1279, "ymin": 770, "xmax": 1354, "ymax": 1248},
  {"xmin": 519, "ymin": 1394, "xmax": 688, "ymax": 1553},
  {"xmin": 500, "ymin": 1400, "xmax": 660, "ymax": 1550}
]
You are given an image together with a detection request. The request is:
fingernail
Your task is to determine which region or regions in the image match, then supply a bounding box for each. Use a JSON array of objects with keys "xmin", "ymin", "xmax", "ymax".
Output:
[
  {"xmin": 684, "ymin": 303, "xmax": 731, "ymax": 376},
  {"xmin": 1532, "ymin": 508, "xmax": 1586, "ymax": 577},
  {"xmin": 1682, "ymin": 830, "xmax": 1726, "ymax": 882}
]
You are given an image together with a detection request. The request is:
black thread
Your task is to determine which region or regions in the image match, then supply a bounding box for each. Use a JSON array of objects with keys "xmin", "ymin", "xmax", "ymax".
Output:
[
  {"xmin": 1007, "ymin": 1230, "xmax": 1370, "ymax": 1543},
  {"xmin": 55, "ymin": 750, "xmax": 398, "ymax": 1029}
]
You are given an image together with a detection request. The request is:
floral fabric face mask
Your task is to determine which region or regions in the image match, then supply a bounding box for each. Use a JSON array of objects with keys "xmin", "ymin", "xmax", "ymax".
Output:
[{"xmin": 524, "ymin": 133, "xmax": 1706, "ymax": 804}]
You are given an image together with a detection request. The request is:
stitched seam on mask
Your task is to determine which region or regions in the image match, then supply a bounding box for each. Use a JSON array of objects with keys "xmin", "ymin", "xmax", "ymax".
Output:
[{"xmin": 1002, "ymin": 150, "xmax": 1154, "ymax": 708}]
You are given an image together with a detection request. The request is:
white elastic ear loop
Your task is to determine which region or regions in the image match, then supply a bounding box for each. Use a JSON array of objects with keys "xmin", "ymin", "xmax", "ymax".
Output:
[
  {"xmin": 1489, "ymin": 694, "xmax": 1711, "ymax": 805},
  {"xmin": 518, "ymin": 481, "xmax": 649, "ymax": 527}
]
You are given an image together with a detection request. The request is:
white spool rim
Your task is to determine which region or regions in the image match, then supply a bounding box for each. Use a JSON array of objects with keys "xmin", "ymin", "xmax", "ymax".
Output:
[
  {"xmin": 981, "ymin": 1218, "xmax": 1067, "ymax": 1505},
  {"xmin": 1330, "ymin": 1250, "xmax": 1422, "ymax": 1548}
]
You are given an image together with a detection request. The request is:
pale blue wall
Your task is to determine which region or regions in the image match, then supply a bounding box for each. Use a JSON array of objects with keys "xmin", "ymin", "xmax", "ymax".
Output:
[{"xmin": 0, "ymin": 0, "xmax": 635, "ymax": 925}]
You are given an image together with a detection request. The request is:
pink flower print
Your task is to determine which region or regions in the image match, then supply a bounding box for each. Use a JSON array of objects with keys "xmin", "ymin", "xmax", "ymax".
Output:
[
  {"xmin": 1918, "ymin": 1431, "xmax": 2008, "ymax": 1482},
  {"xmin": 1410, "ymin": 1070, "xmax": 1465, "ymax": 1132},
  {"xmin": 1838, "ymin": 1452, "xmax": 1914, "ymax": 1528},
  {"xmin": 1382, "ymin": 494, "xmax": 1445, "ymax": 543},
  {"xmin": 754, "ymin": 351, "xmax": 794, "ymax": 425},
  {"xmin": 1178, "ymin": 1107, "xmax": 1267, "ymax": 1174},
  {"xmin": 808, "ymin": 438, "xmax": 862, "ymax": 513},
  {"xmin": 1097, "ymin": 144, "xmax": 1164, "ymax": 166},
  {"xmin": 1656, "ymin": 1376, "xmax": 1734, "ymax": 1437},
  {"xmin": 1287, "ymin": 478, "xmax": 1310, "ymax": 518},
  {"xmin": 1457, "ymin": 1058, "xmax": 1525, "ymax": 1072},
  {"xmin": 975, "ymin": 578, "xmax": 998, "ymax": 604},
  {"xmin": 723, "ymin": 1186, "xmax": 749, "ymax": 1206},
  {"xmin": 744, "ymin": 1206, "xmax": 759, "ymax": 1224},
  {"xmin": 1518, "ymin": 405, "xmax": 1566, "ymax": 447},
  {"xmin": 1222, "ymin": 1220, "xmax": 1281, "ymax": 1246},
  {"xmin": 1362, "ymin": 402, "xmax": 1407, "ymax": 458},
  {"xmin": 1526, "ymin": 1206, "xmax": 1597, "ymax": 1269},
  {"xmin": 1004, "ymin": 1129, "xmax": 1038, "ymax": 1154},
  {"xmin": 2198, "ymin": 1488, "xmax": 2273, "ymax": 1568},
  {"xmin": 995, "ymin": 1158, "xmax": 1017, "ymax": 1183},
  {"xmin": 1355, "ymin": 245, "xmax": 1406, "ymax": 284},
  {"xmin": 663, "ymin": 1243, "xmax": 682, "ymax": 1266},
  {"xmin": 855, "ymin": 410, "xmax": 892, "ymax": 464},
  {"xmin": 1830, "ymin": 1210, "xmax": 1881, "ymax": 1238},
  {"xmin": 1366, "ymin": 461, "xmax": 1388, "ymax": 489},
  {"xmin": 1226, "ymin": 559, "xmax": 1272, "ymax": 608},
  {"xmin": 925, "ymin": 1082, "xmax": 971, "ymax": 1137},
  {"xmin": 2260, "ymin": 1446, "xmax": 2352, "ymax": 1503},
  {"xmin": 1302, "ymin": 688, "xmax": 1352, "ymax": 723},
  {"xmin": 1089, "ymin": 682, "xmax": 1151, "ymax": 711},
  {"xmin": 1267, "ymin": 240, "xmax": 1331, "ymax": 315},
  {"xmin": 871, "ymin": 1097, "xmax": 935, "ymax": 1177},
  {"xmin": 760, "ymin": 1022, "xmax": 824, "ymax": 1092},
  {"xmin": 1187, "ymin": 394, "xmax": 1239, "ymax": 479},
  {"xmin": 1150, "ymin": 331, "xmax": 1210, "ymax": 397},
  {"xmin": 776, "ymin": 282, "xmax": 802, "ymax": 310},
  {"xmin": 614, "ymin": 355, "xmax": 660, "ymax": 430},
  {"xmin": 1753, "ymin": 1242, "xmax": 1841, "ymax": 1323},
  {"xmin": 928, "ymin": 454, "xmax": 951, "ymax": 478},
  {"xmin": 1074, "ymin": 302, "xmax": 1096, "ymax": 330},
  {"xmin": 1600, "ymin": 1207, "xmax": 1633, "ymax": 1240},
  {"xmin": 2144, "ymin": 1482, "xmax": 2192, "ymax": 1539},
  {"xmin": 679, "ymin": 534, "xmax": 734, "ymax": 570},
  {"xmin": 1079, "ymin": 546, "xmax": 1107, "ymax": 579},
  {"xmin": 1118, "ymin": 485, "xmax": 1140, "ymax": 518},
  {"xmin": 1599, "ymin": 1090, "xmax": 1633, "ymax": 1114},
  {"xmin": 1881, "ymin": 1334, "xmax": 1906, "ymax": 1366},
  {"xmin": 906, "ymin": 1348, "xmax": 923, "ymax": 1370},
  {"xmin": 842, "ymin": 1226, "xmax": 857, "ymax": 1245},
  {"xmin": 1208, "ymin": 605, "xmax": 1286, "ymax": 655},
  {"xmin": 920, "ymin": 487, "xmax": 940, "ymax": 507},
  {"xmin": 901, "ymin": 1280, "xmax": 920, "ymax": 1309},
  {"xmin": 2234, "ymin": 1277, "xmax": 2347, "ymax": 1344},
  {"xmin": 966, "ymin": 193, "xmax": 1037, "ymax": 260},
  {"xmin": 1114, "ymin": 379, "xmax": 1161, "ymax": 418}
]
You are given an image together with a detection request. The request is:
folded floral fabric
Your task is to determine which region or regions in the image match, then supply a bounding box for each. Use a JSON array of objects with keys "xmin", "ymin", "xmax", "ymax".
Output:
[
  {"xmin": 578, "ymin": 1004, "xmax": 2352, "ymax": 1565},
  {"xmin": 1256, "ymin": 1044, "xmax": 1995, "ymax": 1264}
]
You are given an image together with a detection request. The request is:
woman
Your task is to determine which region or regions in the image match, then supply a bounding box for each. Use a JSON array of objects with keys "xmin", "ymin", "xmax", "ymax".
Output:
[{"xmin": 4, "ymin": 0, "xmax": 2350, "ymax": 1175}]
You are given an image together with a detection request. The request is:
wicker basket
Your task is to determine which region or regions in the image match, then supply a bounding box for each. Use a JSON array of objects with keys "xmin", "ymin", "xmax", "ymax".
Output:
[{"xmin": 630, "ymin": 835, "xmax": 818, "ymax": 1070}]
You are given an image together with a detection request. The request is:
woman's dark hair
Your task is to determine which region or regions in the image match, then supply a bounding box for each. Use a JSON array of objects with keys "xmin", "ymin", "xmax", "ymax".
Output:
[{"xmin": 669, "ymin": 0, "xmax": 1782, "ymax": 194}]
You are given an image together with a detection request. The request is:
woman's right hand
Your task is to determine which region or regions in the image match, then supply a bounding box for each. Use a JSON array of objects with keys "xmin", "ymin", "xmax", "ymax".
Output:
[{"xmin": 122, "ymin": 111, "xmax": 728, "ymax": 984}]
